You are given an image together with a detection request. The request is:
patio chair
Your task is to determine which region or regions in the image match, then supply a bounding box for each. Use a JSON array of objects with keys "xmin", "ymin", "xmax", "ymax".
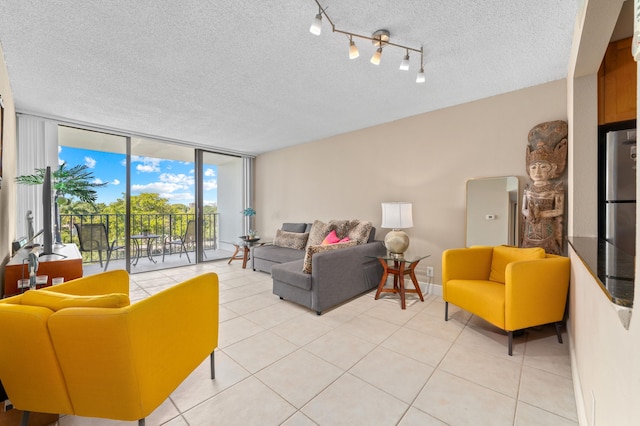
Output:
[
  {"xmin": 163, "ymin": 220, "xmax": 195, "ymax": 263},
  {"xmin": 74, "ymin": 223, "xmax": 125, "ymax": 271}
]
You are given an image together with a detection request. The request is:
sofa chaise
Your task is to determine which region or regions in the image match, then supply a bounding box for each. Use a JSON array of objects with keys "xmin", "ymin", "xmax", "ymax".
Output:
[{"xmin": 253, "ymin": 221, "xmax": 386, "ymax": 315}]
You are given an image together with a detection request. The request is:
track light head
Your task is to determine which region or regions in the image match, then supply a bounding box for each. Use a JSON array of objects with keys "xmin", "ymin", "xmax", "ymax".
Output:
[
  {"xmin": 416, "ymin": 67, "xmax": 425, "ymax": 83},
  {"xmin": 371, "ymin": 47, "xmax": 383, "ymax": 65},
  {"xmin": 349, "ymin": 39, "xmax": 359, "ymax": 59},
  {"xmin": 310, "ymin": 12, "xmax": 322, "ymax": 35},
  {"xmin": 399, "ymin": 53, "xmax": 410, "ymax": 71}
]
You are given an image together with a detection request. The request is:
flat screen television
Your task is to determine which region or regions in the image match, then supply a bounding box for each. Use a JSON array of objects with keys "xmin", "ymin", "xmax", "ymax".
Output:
[{"xmin": 41, "ymin": 166, "xmax": 54, "ymax": 256}]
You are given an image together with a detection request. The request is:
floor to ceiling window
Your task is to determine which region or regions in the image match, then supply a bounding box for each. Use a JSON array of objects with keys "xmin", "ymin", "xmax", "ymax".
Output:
[{"xmin": 57, "ymin": 126, "xmax": 246, "ymax": 274}]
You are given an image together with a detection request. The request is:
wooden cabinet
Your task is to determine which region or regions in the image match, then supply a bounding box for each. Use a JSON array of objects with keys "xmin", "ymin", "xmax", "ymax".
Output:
[
  {"xmin": 598, "ymin": 37, "xmax": 637, "ymax": 125},
  {"xmin": 3, "ymin": 244, "xmax": 83, "ymax": 297}
]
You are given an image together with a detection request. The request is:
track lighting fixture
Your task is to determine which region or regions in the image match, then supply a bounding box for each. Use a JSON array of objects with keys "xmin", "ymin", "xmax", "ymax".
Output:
[{"xmin": 309, "ymin": 0, "xmax": 425, "ymax": 84}]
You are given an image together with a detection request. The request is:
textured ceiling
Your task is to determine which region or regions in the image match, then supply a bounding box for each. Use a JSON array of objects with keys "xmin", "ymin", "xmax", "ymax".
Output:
[{"xmin": 0, "ymin": 0, "xmax": 578, "ymax": 155}]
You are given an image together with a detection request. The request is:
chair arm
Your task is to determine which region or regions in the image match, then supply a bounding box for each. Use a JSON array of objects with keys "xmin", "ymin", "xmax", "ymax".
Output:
[
  {"xmin": 44, "ymin": 269, "xmax": 130, "ymax": 296},
  {"xmin": 442, "ymin": 247, "xmax": 493, "ymax": 284},
  {"xmin": 505, "ymin": 256, "xmax": 570, "ymax": 330},
  {"xmin": 47, "ymin": 272, "xmax": 219, "ymax": 421}
]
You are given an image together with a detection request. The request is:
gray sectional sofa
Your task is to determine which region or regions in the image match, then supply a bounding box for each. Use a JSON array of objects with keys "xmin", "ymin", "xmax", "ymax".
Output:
[{"xmin": 252, "ymin": 221, "xmax": 385, "ymax": 315}]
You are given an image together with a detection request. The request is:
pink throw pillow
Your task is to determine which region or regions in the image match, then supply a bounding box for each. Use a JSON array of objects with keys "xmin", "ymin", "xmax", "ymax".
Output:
[{"xmin": 321, "ymin": 230, "xmax": 341, "ymax": 245}]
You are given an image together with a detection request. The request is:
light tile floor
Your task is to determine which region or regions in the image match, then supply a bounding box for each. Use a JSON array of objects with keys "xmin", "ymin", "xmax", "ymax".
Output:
[{"xmin": 59, "ymin": 261, "xmax": 578, "ymax": 426}]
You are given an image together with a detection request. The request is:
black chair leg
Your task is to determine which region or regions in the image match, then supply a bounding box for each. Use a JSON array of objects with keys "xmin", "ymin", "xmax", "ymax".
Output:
[
  {"xmin": 555, "ymin": 322, "xmax": 563, "ymax": 344},
  {"xmin": 444, "ymin": 302, "xmax": 449, "ymax": 321},
  {"xmin": 138, "ymin": 418, "xmax": 145, "ymax": 426},
  {"xmin": 183, "ymin": 243, "xmax": 191, "ymax": 263},
  {"xmin": 19, "ymin": 411, "xmax": 30, "ymax": 426},
  {"xmin": 104, "ymin": 250, "xmax": 112, "ymax": 271},
  {"xmin": 508, "ymin": 331, "xmax": 513, "ymax": 356},
  {"xmin": 210, "ymin": 351, "xmax": 215, "ymax": 379}
]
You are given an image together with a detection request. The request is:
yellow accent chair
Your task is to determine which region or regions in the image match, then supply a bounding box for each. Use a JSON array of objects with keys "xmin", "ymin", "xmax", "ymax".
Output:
[
  {"xmin": 0, "ymin": 269, "xmax": 219, "ymax": 425},
  {"xmin": 442, "ymin": 246, "xmax": 570, "ymax": 355}
]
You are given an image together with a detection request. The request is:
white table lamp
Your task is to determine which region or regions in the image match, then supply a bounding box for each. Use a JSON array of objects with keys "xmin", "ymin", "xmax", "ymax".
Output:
[{"xmin": 381, "ymin": 202, "xmax": 413, "ymax": 259}]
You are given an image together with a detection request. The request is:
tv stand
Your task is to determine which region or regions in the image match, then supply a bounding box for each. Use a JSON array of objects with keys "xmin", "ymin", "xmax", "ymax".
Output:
[{"xmin": 3, "ymin": 243, "xmax": 82, "ymax": 297}]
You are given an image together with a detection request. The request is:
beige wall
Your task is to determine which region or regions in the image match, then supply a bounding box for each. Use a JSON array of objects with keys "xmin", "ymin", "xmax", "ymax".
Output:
[
  {"xmin": 0, "ymin": 41, "xmax": 17, "ymax": 290},
  {"xmin": 256, "ymin": 79, "xmax": 567, "ymax": 283}
]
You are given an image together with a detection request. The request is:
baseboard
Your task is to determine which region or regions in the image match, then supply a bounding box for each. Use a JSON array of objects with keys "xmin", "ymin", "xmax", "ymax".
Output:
[
  {"xmin": 567, "ymin": 319, "xmax": 589, "ymax": 426},
  {"xmin": 418, "ymin": 281, "xmax": 442, "ymax": 297}
]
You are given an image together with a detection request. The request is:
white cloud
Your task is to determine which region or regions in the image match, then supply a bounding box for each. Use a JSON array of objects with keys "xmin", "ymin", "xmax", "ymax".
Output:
[
  {"xmin": 93, "ymin": 178, "xmax": 103, "ymax": 184},
  {"xmin": 132, "ymin": 156, "xmax": 161, "ymax": 173},
  {"xmin": 203, "ymin": 180, "xmax": 217, "ymax": 191},
  {"xmin": 204, "ymin": 168, "xmax": 216, "ymax": 177},
  {"xmin": 159, "ymin": 173, "xmax": 193, "ymax": 185},
  {"xmin": 112, "ymin": 179, "xmax": 120, "ymax": 185},
  {"xmin": 162, "ymin": 192, "xmax": 194, "ymax": 201},
  {"xmin": 137, "ymin": 164, "xmax": 159, "ymax": 173},
  {"xmin": 58, "ymin": 146, "xmax": 62, "ymax": 153},
  {"xmin": 84, "ymin": 156, "xmax": 97, "ymax": 168},
  {"xmin": 132, "ymin": 182, "xmax": 187, "ymax": 193}
]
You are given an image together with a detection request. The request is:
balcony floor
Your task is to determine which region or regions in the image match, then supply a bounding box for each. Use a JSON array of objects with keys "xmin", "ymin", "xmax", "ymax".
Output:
[{"xmin": 81, "ymin": 248, "xmax": 235, "ymax": 275}]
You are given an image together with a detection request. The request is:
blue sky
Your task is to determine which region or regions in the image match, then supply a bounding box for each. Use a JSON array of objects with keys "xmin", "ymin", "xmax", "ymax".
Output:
[{"xmin": 58, "ymin": 146, "xmax": 218, "ymax": 205}]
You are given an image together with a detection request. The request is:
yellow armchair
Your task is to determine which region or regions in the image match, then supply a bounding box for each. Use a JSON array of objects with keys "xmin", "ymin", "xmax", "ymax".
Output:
[
  {"xmin": 0, "ymin": 269, "xmax": 219, "ymax": 425},
  {"xmin": 442, "ymin": 246, "xmax": 570, "ymax": 355}
]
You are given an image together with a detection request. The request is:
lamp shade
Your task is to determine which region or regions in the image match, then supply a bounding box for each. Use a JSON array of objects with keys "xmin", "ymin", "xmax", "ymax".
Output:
[
  {"xmin": 309, "ymin": 13, "xmax": 322, "ymax": 35},
  {"xmin": 349, "ymin": 40, "xmax": 360, "ymax": 59},
  {"xmin": 381, "ymin": 202, "xmax": 413, "ymax": 229}
]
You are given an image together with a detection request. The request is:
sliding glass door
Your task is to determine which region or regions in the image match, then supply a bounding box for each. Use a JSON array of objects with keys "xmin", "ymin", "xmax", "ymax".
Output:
[
  {"xmin": 197, "ymin": 151, "xmax": 244, "ymax": 262},
  {"xmin": 57, "ymin": 125, "xmax": 250, "ymax": 273}
]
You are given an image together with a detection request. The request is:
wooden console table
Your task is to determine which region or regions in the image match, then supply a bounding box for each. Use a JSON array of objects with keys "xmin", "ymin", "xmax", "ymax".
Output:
[{"xmin": 3, "ymin": 244, "xmax": 83, "ymax": 297}]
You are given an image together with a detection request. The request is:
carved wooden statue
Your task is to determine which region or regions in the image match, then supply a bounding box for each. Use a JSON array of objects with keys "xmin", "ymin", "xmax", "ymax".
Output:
[{"xmin": 521, "ymin": 120, "xmax": 568, "ymax": 255}]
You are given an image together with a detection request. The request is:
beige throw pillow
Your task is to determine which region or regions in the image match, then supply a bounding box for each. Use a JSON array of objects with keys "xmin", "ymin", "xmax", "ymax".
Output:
[
  {"xmin": 273, "ymin": 229, "xmax": 309, "ymax": 250},
  {"xmin": 302, "ymin": 241, "xmax": 358, "ymax": 274},
  {"xmin": 347, "ymin": 220, "xmax": 373, "ymax": 244},
  {"xmin": 306, "ymin": 220, "xmax": 334, "ymax": 248}
]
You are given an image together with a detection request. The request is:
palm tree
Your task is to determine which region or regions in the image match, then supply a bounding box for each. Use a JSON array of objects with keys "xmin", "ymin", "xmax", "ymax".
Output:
[{"xmin": 16, "ymin": 163, "xmax": 107, "ymax": 244}]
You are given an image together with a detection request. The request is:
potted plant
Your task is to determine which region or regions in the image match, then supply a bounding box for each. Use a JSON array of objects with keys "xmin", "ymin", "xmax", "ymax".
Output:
[{"xmin": 16, "ymin": 163, "xmax": 107, "ymax": 244}]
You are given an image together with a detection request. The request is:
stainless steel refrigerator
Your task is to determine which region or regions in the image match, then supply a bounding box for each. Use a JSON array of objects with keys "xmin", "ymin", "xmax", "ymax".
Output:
[{"xmin": 605, "ymin": 128, "xmax": 636, "ymax": 256}]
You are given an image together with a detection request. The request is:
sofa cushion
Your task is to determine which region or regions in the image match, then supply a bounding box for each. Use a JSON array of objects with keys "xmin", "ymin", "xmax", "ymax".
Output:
[
  {"xmin": 271, "ymin": 259, "xmax": 311, "ymax": 290},
  {"xmin": 282, "ymin": 223, "xmax": 308, "ymax": 233},
  {"xmin": 489, "ymin": 246, "xmax": 546, "ymax": 284},
  {"xmin": 347, "ymin": 220, "xmax": 373, "ymax": 244},
  {"xmin": 302, "ymin": 241, "xmax": 358, "ymax": 274},
  {"xmin": 306, "ymin": 220, "xmax": 334, "ymax": 247},
  {"xmin": 21, "ymin": 289, "xmax": 130, "ymax": 311},
  {"xmin": 274, "ymin": 229, "xmax": 309, "ymax": 250},
  {"xmin": 252, "ymin": 245, "xmax": 305, "ymax": 264}
]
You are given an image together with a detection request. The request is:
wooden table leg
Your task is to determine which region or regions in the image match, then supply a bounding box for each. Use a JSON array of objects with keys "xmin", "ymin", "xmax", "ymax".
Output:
[
  {"xmin": 242, "ymin": 246, "xmax": 250, "ymax": 269},
  {"xmin": 398, "ymin": 262, "xmax": 407, "ymax": 309},
  {"xmin": 409, "ymin": 263, "xmax": 424, "ymax": 302},
  {"xmin": 374, "ymin": 258, "xmax": 389, "ymax": 300},
  {"xmin": 228, "ymin": 244, "xmax": 240, "ymax": 265}
]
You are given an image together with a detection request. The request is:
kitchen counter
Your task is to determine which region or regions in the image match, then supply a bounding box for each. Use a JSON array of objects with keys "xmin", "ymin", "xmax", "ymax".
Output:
[{"xmin": 567, "ymin": 236, "xmax": 634, "ymax": 308}]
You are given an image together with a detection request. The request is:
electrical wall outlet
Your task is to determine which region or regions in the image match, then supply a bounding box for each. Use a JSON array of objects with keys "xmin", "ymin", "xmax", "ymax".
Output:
[{"xmin": 426, "ymin": 266, "xmax": 434, "ymax": 277}]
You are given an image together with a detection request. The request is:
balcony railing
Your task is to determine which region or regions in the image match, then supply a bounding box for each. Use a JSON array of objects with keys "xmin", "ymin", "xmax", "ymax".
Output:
[{"xmin": 59, "ymin": 213, "xmax": 219, "ymax": 265}]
